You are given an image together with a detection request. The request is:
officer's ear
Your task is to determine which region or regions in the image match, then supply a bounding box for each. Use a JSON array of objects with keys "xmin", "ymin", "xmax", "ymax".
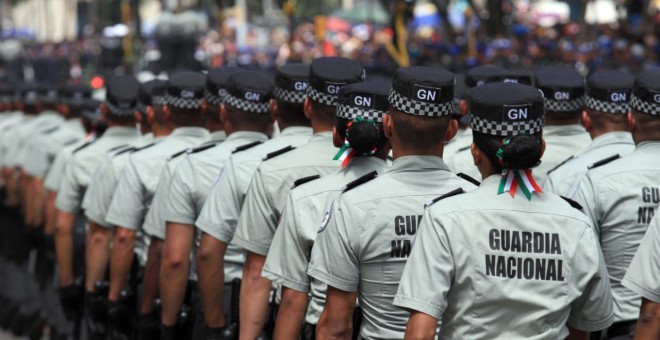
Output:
[
  {"xmin": 303, "ymin": 98, "xmax": 312, "ymax": 120},
  {"xmin": 581, "ymin": 110, "xmax": 591, "ymax": 130},
  {"xmin": 383, "ymin": 113, "xmax": 394, "ymax": 139},
  {"xmin": 200, "ymin": 100, "xmax": 208, "ymax": 116},
  {"xmin": 459, "ymin": 99, "xmax": 469, "ymax": 116},
  {"xmin": 539, "ymin": 138, "xmax": 546, "ymax": 158},
  {"xmin": 163, "ymin": 105, "xmax": 171, "ymax": 122},
  {"xmin": 270, "ymin": 99, "xmax": 280, "ymax": 122},
  {"xmin": 332, "ymin": 126, "xmax": 343, "ymax": 148},
  {"xmin": 146, "ymin": 106, "xmax": 156, "ymax": 123},
  {"xmin": 220, "ymin": 103, "xmax": 228, "ymax": 125},
  {"xmin": 628, "ymin": 112, "xmax": 636, "ymax": 133},
  {"xmin": 444, "ymin": 118, "xmax": 458, "ymax": 143},
  {"xmin": 134, "ymin": 111, "xmax": 143, "ymax": 125}
]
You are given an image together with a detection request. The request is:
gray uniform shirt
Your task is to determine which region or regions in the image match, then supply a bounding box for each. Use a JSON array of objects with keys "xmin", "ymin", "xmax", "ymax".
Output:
[
  {"xmin": 543, "ymin": 132, "xmax": 635, "ymax": 198},
  {"xmin": 55, "ymin": 126, "xmax": 140, "ymax": 214},
  {"xmin": 0, "ymin": 112, "xmax": 24, "ymax": 166},
  {"xmin": 443, "ymin": 128, "xmax": 472, "ymax": 167},
  {"xmin": 534, "ymin": 124, "xmax": 591, "ymax": 182},
  {"xmin": 195, "ymin": 126, "xmax": 312, "ymax": 244},
  {"xmin": 394, "ymin": 175, "xmax": 614, "ymax": 339},
  {"xmin": 44, "ymin": 136, "xmax": 94, "ymax": 192},
  {"xmin": 575, "ymin": 141, "xmax": 660, "ymax": 322},
  {"xmin": 622, "ymin": 212, "xmax": 660, "ymax": 303},
  {"xmin": 11, "ymin": 111, "xmax": 64, "ymax": 167},
  {"xmin": 233, "ymin": 131, "xmax": 339, "ymax": 256},
  {"xmin": 307, "ymin": 156, "xmax": 476, "ymax": 339},
  {"xmin": 262, "ymin": 156, "xmax": 389, "ymax": 324},
  {"xmin": 23, "ymin": 118, "xmax": 86, "ymax": 178},
  {"xmin": 446, "ymin": 145, "xmax": 481, "ymax": 180}
]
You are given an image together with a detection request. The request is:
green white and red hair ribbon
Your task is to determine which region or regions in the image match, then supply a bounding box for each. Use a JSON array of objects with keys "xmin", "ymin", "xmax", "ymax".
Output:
[
  {"xmin": 496, "ymin": 137, "xmax": 543, "ymax": 200},
  {"xmin": 333, "ymin": 116, "xmax": 377, "ymax": 168}
]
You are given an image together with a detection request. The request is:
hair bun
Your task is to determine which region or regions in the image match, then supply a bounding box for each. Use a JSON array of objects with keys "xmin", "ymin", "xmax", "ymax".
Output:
[
  {"xmin": 501, "ymin": 135, "xmax": 542, "ymax": 170},
  {"xmin": 346, "ymin": 120, "xmax": 380, "ymax": 155}
]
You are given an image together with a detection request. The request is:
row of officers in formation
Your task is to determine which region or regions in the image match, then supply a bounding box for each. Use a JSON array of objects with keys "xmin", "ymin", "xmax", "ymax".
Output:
[{"xmin": 0, "ymin": 58, "xmax": 659, "ymax": 340}]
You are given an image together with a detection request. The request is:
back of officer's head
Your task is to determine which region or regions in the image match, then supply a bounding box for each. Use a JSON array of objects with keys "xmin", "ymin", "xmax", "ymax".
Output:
[
  {"xmin": 273, "ymin": 63, "xmax": 311, "ymax": 127},
  {"xmin": 60, "ymin": 84, "xmax": 92, "ymax": 118},
  {"xmin": 469, "ymin": 82, "xmax": 545, "ymax": 171},
  {"xmin": 387, "ymin": 66, "xmax": 455, "ymax": 152},
  {"xmin": 21, "ymin": 83, "xmax": 41, "ymax": 114},
  {"xmin": 40, "ymin": 84, "xmax": 59, "ymax": 112},
  {"xmin": 165, "ymin": 71, "xmax": 206, "ymax": 126},
  {"xmin": 584, "ymin": 70, "xmax": 635, "ymax": 131},
  {"xmin": 307, "ymin": 57, "xmax": 365, "ymax": 127},
  {"xmin": 630, "ymin": 69, "xmax": 660, "ymax": 140},
  {"xmin": 205, "ymin": 67, "xmax": 241, "ymax": 123},
  {"xmin": 139, "ymin": 79, "xmax": 168, "ymax": 124},
  {"xmin": 104, "ymin": 75, "xmax": 140, "ymax": 125},
  {"xmin": 535, "ymin": 66, "xmax": 584, "ymax": 122},
  {"xmin": 222, "ymin": 70, "xmax": 274, "ymax": 132}
]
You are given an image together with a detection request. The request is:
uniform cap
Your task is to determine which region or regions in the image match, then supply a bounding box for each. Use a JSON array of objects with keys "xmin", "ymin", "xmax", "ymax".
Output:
[
  {"xmin": 139, "ymin": 79, "xmax": 168, "ymax": 112},
  {"xmin": 206, "ymin": 67, "xmax": 242, "ymax": 106},
  {"xmin": 308, "ymin": 57, "xmax": 365, "ymax": 106},
  {"xmin": 0, "ymin": 80, "xmax": 14, "ymax": 103},
  {"xmin": 105, "ymin": 75, "xmax": 140, "ymax": 116},
  {"xmin": 166, "ymin": 71, "xmax": 206, "ymax": 110},
  {"xmin": 21, "ymin": 83, "xmax": 40, "ymax": 105},
  {"xmin": 389, "ymin": 66, "xmax": 455, "ymax": 117},
  {"xmin": 465, "ymin": 65, "xmax": 506, "ymax": 88},
  {"xmin": 225, "ymin": 70, "xmax": 274, "ymax": 114},
  {"xmin": 468, "ymin": 82, "xmax": 545, "ymax": 136},
  {"xmin": 631, "ymin": 68, "xmax": 660, "ymax": 116},
  {"xmin": 336, "ymin": 82, "xmax": 390, "ymax": 123},
  {"xmin": 454, "ymin": 74, "xmax": 467, "ymax": 101},
  {"xmin": 61, "ymin": 84, "xmax": 93, "ymax": 107},
  {"xmin": 534, "ymin": 66, "xmax": 585, "ymax": 113},
  {"xmin": 81, "ymin": 98, "xmax": 103, "ymax": 124},
  {"xmin": 585, "ymin": 70, "xmax": 635, "ymax": 114},
  {"xmin": 274, "ymin": 63, "xmax": 310, "ymax": 104},
  {"xmin": 500, "ymin": 70, "xmax": 533, "ymax": 86}
]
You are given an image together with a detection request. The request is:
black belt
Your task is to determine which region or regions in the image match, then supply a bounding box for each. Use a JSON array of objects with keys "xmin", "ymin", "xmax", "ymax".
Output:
[{"xmin": 606, "ymin": 320, "xmax": 636, "ymax": 339}]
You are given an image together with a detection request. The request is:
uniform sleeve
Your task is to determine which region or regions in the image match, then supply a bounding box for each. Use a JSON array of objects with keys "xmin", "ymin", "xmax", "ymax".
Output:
[
  {"xmin": 567, "ymin": 227, "xmax": 614, "ymax": 331},
  {"xmin": 393, "ymin": 209, "xmax": 454, "ymax": 320},
  {"xmin": 84, "ymin": 164, "xmax": 117, "ymax": 227},
  {"xmin": 307, "ymin": 197, "xmax": 361, "ymax": 292},
  {"xmin": 195, "ymin": 159, "xmax": 240, "ymax": 243},
  {"xmin": 162, "ymin": 158, "xmax": 196, "ymax": 225},
  {"xmin": 573, "ymin": 174, "xmax": 600, "ymax": 236},
  {"xmin": 262, "ymin": 194, "xmax": 313, "ymax": 292},
  {"xmin": 23, "ymin": 138, "xmax": 51, "ymax": 178},
  {"xmin": 44, "ymin": 150, "xmax": 68, "ymax": 191},
  {"xmin": 233, "ymin": 167, "xmax": 277, "ymax": 255},
  {"xmin": 623, "ymin": 214, "xmax": 660, "ymax": 303},
  {"xmin": 55, "ymin": 158, "xmax": 83, "ymax": 213},
  {"xmin": 142, "ymin": 166, "xmax": 172, "ymax": 239},
  {"xmin": 106, "ymin": 160, "xmax": 146, "ymax": 230}
]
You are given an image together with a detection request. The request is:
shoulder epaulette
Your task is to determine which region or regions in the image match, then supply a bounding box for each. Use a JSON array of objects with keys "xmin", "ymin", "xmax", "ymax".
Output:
[
  {"xmin": 232, "ymin": 140, "xmax": 263, "ymax": 154},
  {"xmin": 263, "ymin": 145, "xmax": 295, "ymax": 161},
  {"xmin": 114, "ymin": 147, "xmax": 136, "ymax": 156},
  {"xmin": 456, "ymin": 173, "xmax": 480, "ymax": 186},
  {"xmin": 560, "ymin": 196, "xmax": 583, "ymax": 211},
  {"xmin": 132, "ymin": 142, "xmax": 156, "ymax": 153},
  {"xmin": 342, "ymin": 170, "xmax": 378, "ymax": 193},
  {"xmin": 62, "ymin": 138, "xmax": 79, "ymax": 147},
  {"xmin": 169, "ymin": 147, "xmax": 192, "ymax": 160},
  {"xmin": 588, "ymin": 154, "xmax": 620, "ymax": 170},
  {"xmin": 42, "ymin": 125, "xmax": 60, "ymax": 134},
  {"xmin": 108, "ymin": 144, "xmax": 129, "ymax": 152},
  {"xmin": 292, "ymin": 175, "xmax": 320, "ymax": 189},
  {"xmin": 190, "ymin": 143, "xmax": 216, "ymax": 154},
  {"xmin": 457, "ymin": 145, "xmax": 471, "ymax": 152},
  {"xmin": 425, "ymin": 188, "xmax": 465, "ymax": 208},
  {"xmin": 206, "ymin": 139, "xmax": 225, "ymax": 145},
  {"xmin": 547, "ymin": 156, "xmax": 574, "ymax": 175},
  {"xmin": 72, "ymin": 139, "xmax": 97, "ymax": 154}
]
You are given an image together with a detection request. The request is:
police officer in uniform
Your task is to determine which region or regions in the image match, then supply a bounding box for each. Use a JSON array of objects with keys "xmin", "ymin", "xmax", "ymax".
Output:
[
  {"xmin": 262, "ymin": 81, "xmax": 392, "ymax": 339},
  {"xmin": 158, "ymin": 70, "xmax": 272, "ymax": 340},
  {"xmin": 307, "ymin": 67, "xmax": 476, "ymax": 338},
  {"xmin": 194, "ymin": 63, "xmax": 313, "ymax": 339},
  {"xmin": 531, "ymin": 66, "xmax": 592, "ymax": 182},
  {"xmin": 104, "ymin": 71, "xmax": 225, "ymax": 339},
  {"xmin": 442, "ymin": 74, "xmax": 469, "ymax": 163},
  {"xmin": 623, "ymin": 212, "xmax": 660, "ymax": 340},
  {"xmin": 233, "ymin": 57, "xmax": 364, "ymax": 339},
  {"xmin": 544, "ymin": 70, "xmax": 636, "ymax": 198},
  {"xmin": 575, "ymin": 69, "xmax": 660, "ymax": 339},
  {"xmin": 394, "ymin": 82, "xmax": 614, "ymax": 340},
  {"xmin": 53, "ymin": 75, "xmax": 141, "ymax": 334}
]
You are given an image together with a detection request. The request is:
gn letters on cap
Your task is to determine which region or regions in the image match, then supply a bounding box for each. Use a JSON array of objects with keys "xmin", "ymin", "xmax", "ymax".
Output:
[
  {"xmin": 585, "ymin": 70, "xmax": 635, "ymax": 115},
  {"xmin": 224, "ymin": 70, "xmax": 274, "ymax": 114},
  {"xmin": 630, "ymin": 68, "xmax": 660, "ymax": 116},
  {"xmin": 388, "ymin": 66, "xmax": 455, "ymax": 117},
  {"xmin": 535, "ymin": 66, "xmax": 585, "ymax": 113},
  {"xmin": 105, "ymin": 75, "xmax": 141, "ymax": 116},
  {"xmin": 205, "ymin": 67, "xmax": 242, "ymax": 106},
  {"xmin": 336, "ymin": 82, "xmax": 389, "ymax": 123},
  {"xmin": 166, "ymin": 71, "xmax": 206, "ymax": 110},
  {"xmin": 307, "ymin": 57, "xmax": 365, "ymax": 106},
  {"xmin": 274, "ymin": 63, "xmax": 310, "ymax": 104}
]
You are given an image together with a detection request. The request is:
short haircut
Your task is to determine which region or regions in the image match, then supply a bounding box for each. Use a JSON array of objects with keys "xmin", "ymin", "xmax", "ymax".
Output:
[
  {"xmin": 277, "ymin": 99, "xmax": 309, "ymax": 126},
  {"xmin": 310, "ymin": 99, "xmax": 337, "ymax": 127},
  {"xmin": 389, "ymin": 107, "xmax": 451, "ymax": 150},
  {"xmin": 225, "ymin": 104, "xmax": 272, "ymax": 130},
  {"xmin": 585, "ymin": 108, "xmax": 629, "ymax": 130}
]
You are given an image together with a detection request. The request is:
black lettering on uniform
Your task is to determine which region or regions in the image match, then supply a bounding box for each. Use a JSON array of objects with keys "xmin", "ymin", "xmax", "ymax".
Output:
[
  {"xmin": 642, "ymin": 187, "xmax": 660, "ymax": 204},
  {"xmin": 638, "ymin": 207, "xmax": 656, "ymax": 224},
  {"xmin": 550, "ymin": 234, "xmax": 561, "ymax": 255},
  {"xmin": 501, "ymin": 230, "xmax": 510, "ymax": 251},
  {"xmin": 485, "ymin": 255, "xmax": 496, "ymax": 276},
  {"xmin": 511, "ymin": 232, "xmax": 521, "ymax": 252},
  {"xmin": 533, "ymin": 233, "xmax": 544, "ymax": 253},
  {"xmin": 546, "ymin": 260, "xmax": 557, "ymax": 281},
  {"xmin": 507, "ymin": 257, "xmax": 516, "ymax": 278},
  {"xmin": 496, "ymin": 256, "xmax": 506, "ymax": 277},
  {"xmin": 390, "ymin": 240, "xmax": 412, "ymax": 258},
  {"xmin": 523, "ymin": 258, "xmax": 534, "ymax": 279},
  {"xmin": 522, "ymin": 232, "xmax": 532, "ymax": 252},
  {"xmin": 535, "ymin": 259, "xmax": 546, "ymax": 280},
  {"xmin": 394, "ymin": 216, "xmax": 405, "ymax": 236},
  {"xmin": 406, "ymin": 215, "xmax": 416, "ymax": 235},
  {"xmin": 558, "ymin": 260, "xmax": 565, "ymax": 281},
  {"xmin": 489, "ymin": 229, "xmax": 499, "ymax": 250}
]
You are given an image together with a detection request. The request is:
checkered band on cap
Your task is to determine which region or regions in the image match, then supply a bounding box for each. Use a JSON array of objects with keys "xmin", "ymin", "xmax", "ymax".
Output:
[
  {"xmin": 631, "ymin": 94, "xmax": 660, "ymax": 116},
  {"xmin": 224, "ymin": 93, "xmax": 270, "ymax": 114},
  {"xmin": 106, "ymin": 101, "xmax": 136, "ymax": 116},
  {"xmin": 275, "ymin": 87, "xmax": 307, "ymax": 104},
  {"xmin": 585, "ymin": 95, "xmax": 629, "ymax": 114},
  {"xmin": 307, "ymin": 87, "xmax": 337, "ymax": 106},
  {"xmin": 204, "ymin": 90, "xmax": 224, "ymax": 106},
  {"xmin": 388, "ymin": 89, "xmax": 454, "ymax": 117},
  {"xmin": 470, "ymin": 114, "xmax": 544, "ymax": 137},
  {"xmin": 336, "ymin": 103, "xmax": 386, "ymax": 123},
  {"xmin": 544, "ymin": 96, "xmax": 584, "ymax": 113},
  {"xmin": 152, "ymin": 95, "xmax": 167, "ymax": 106},
  {"xmin": 166, "ymin": 94, "xmax": 202, "ymax": 110}
]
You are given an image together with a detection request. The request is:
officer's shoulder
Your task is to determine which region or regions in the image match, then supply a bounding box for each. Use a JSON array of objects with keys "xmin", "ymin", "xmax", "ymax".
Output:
[
  {"xmin": 457, "ymin": 145, "xmax": 471, "ymax": 153},
  {"xmin": 425, "ymin": 188, "xmax": 465, "ymax": 208},
  {"xmin": 456, "ymin": 172, "xmax": 480, "ymax": 186},
  {"xmin": 341, "ymin": 170, "xmax": 378, "ymax": 193},
  {"xmin": 42, "ymin": 125, "xmax": 61, "ymax": 135},
  {"xmin": 587, "ymin": 154, "xmax": 620, "ymax": 170},
  {"xmin": 263, "ymin": 145, "xmax": 296, "ymax": 161},
  {"xmin": 232, "ymin": 140, "xmax": 263, "ymax": 154},
  {"xmin": 559, "ymin": 196, "xmax": 583, "ymax": 211},
  {"xmin": 114, "ymin": 147, "xmax": 136, "ymax": 157},
  {"xmin": 132, "ymin": 142, "xmax": 156, "ymax": 153},
  {"xmin": 169, "ymin": 147, "xmax": 193, "ymax": 160},
  {"xmin": 547, "ymin": 156, "xmax": 574, "ymax": 175},
  {"xmin": 189, "ymin": 143, "xmax": 216, "ymax": 155},
  {"xmin": 72, "ymin": 139, "xmax": 98, "ymax": 154},
  {"xmin": 292, "ymin": 174, "xmax": 321, "ymax": 189}
]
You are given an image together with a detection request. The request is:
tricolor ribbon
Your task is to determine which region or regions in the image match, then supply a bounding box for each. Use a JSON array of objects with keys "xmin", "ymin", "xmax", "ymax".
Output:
[
  {"xmin": 496, "ymin": 137, "xmax": 543, "ymax": 200},
  {"xmin": 333, "ymin": 117, "xmax": 377, "ymax": 168}
]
